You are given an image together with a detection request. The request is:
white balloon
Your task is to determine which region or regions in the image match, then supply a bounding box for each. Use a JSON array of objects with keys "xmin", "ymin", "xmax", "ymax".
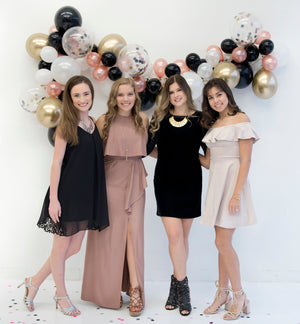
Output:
[
  {"xmin": 205, "ymin": 48, "xmax": 220, "ymax": 67},
  {"xmin": 35, "ymin": 68, "xmax": 52, "ymax": 85},
  {"xmin": 197, "ymin": 62, "xmax": 213, "ymax": 80},
  {"xmin": 76, "ymin": 57, "xmax": 90, "ymax": 71},
  {"xmin": 182, "ymin": 71, "xmax": 204, "ymax": 100},
  {"xmin": 51, "ymin": 56, "xmax": 81, "ymax": 85},
  {"xmin": 40, "ymin": 46, "xmax": 58, "ymax": 63},
  {"xmin": 19, "ymin": 86, "xmax": 47, "ymax": 113}
]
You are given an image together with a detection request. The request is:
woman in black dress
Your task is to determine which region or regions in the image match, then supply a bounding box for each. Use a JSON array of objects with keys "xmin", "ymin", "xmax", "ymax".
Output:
[
  {"xmin": 18, "ymin": 76, "xmax": 109, "ymax": 316},
  {"xmin": 147, "ymin": 74, "xmax": 206, "ymax": 316}
]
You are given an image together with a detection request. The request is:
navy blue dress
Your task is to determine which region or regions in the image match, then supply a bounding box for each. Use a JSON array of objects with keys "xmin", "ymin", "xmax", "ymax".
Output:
[
  {"xmin": 147, "ymin": 111, "xmax": 207, "ymax": 218},
  {"xmin": 37, "ymin": 126, "xmax": 109, "ymax": 236}
]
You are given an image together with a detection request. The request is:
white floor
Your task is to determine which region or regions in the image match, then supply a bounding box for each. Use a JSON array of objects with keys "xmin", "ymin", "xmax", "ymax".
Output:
[{"xmin": 1, "ymin": 279, "xmax": 299, "ymax": 324}]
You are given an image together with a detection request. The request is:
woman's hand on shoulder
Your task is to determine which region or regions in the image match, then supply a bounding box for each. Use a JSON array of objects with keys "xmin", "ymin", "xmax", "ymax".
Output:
[{"xmin": 140, "ymin": 112, "xmax": 149, "ymax": 128}]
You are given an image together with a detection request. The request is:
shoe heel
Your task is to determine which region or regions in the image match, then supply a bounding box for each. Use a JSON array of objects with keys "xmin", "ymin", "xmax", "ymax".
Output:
[
  {"xmin": 243, "ymin": 299, "xmax": 250, "ymax": 314},
  {"xmin": 17, "ymin": 282, "xmax": 24, "ymax": 289},
  {"xmin": 224, "ymin": 295, "xmax": 232, "ymax": 311}
]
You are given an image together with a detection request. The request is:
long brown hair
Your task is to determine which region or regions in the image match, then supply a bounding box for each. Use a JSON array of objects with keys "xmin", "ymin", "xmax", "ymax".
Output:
[
  {"xmin": 201, "ymin": 78, "xmax": 242, "ymax": 128},
  {"xmin": 102, "ymin": 78, "xmax": 144, "ymax": 142},
  {"xmin": 149, "ymin": 74, "xmax": 196, "ymax": 138},
  {"xmin": 57, "ymin": 75, "xmax": 94, "ymax": 145}
]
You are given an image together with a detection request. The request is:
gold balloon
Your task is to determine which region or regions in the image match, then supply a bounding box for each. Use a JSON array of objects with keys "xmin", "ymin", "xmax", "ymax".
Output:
[
  {"xmin": 98, "ymin": 33, "xmax": 126, "ymax": 56},
  {"xmin": 26, "ymin": 33, "xmax": 49, "ymax": 60},
  {"xmin": 252, "ymin": 68, "xmax": 278, "ymax": 99},
  {"xmin": 212, "ymin": 62, "xmax": 240, "ymax": 89},
  {"xmin": 36, "ymin": 97, "xmax": 62, "ymax": 128}
]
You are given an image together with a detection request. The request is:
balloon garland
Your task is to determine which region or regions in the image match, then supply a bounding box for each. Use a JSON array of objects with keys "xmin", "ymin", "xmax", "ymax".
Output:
[{"xmin": 20, "ymin": 7, "xmax": 281, "ymax": 144}]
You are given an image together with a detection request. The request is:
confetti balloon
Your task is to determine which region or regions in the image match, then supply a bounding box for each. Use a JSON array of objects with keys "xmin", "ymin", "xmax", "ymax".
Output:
[
  {"xmin": 19, "ymin": 87, "xmax": 48, "ymax": 113},
  {"xmin": 230, "ymin": 12, "xmax": 262, "ymax": 46},
  {"xmin": 62, "ymin": 26, "xmax": 93, "ymax": 58},
  {"xmin": 118, "ymin": 44, "xmax": 149, "ymax": 78}
]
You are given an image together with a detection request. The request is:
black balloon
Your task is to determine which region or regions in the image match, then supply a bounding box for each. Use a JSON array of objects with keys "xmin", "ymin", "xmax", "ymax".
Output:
[
  {"xmin": 48, "ymin": 32, "xmax": 66, "ymax": 55},
  {"xmin": 233, "ymin": 61, "xmax": 253, "ymax": 89},
  {"xmin": 54, "ymin": 6, "xmax": 82, "ymax": 34},
  {"xmin": 245, "ymin": 44, "xmax": 259, "ymax": 62},
  {"xmin": 38, "ymin": 60, "xmax": 52, "ymax": 70},
  {"xmin": 199, "ymin": 58, "xmax": 207, "ymax": 65},
  {"xmin": 185, "ymin": 53, "xmax": 201, "ymax": 72},
  {"xmin": 221, "ymin": 38, "xmax": 238, "ymax": 54},
  {"xmin": 139, "ymin": 88, "xmax": 156, "ymax": 111},
  {"xmin": 108, "ymin": 67, "xmax": 122, "ymax": 81},
  {"xmin": 147, "ymin": 78, "xmax": 161, "ymax": 95},
  {"xmin": 92, "ymin": 44, "xmax": 98, "ymax": 52},
  {"xmin": 165, "ymin": 63, "xmax": 181, "ymax": 78},
  {"xmin": 259, "ymin": 39, "xmax": 274, "ymax": 55},
  {"xmin": 101, "ymin": 51, "xmax": 117, "ymax": 67},
  {"xmin": 48, "ymin": 127, "xmax": 56, "ymax": 146}
]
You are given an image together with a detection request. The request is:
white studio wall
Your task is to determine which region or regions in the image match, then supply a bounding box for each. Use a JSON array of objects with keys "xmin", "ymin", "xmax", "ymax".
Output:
[{"xmin": 0, "ymin": 0, "xmax": 299, "ymax": 283}]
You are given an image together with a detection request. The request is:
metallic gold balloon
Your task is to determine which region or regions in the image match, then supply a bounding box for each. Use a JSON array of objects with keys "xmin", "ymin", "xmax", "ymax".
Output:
[
  {"xmin": 36, "ymin": 97, "xmax": 62, "ymax": 128},
  {"xmin": 26, "ymin": 33, "xmax": 49, "ymax": 60},
  {"xmin": 98, "ymin": 33, "xmax": 126, "ymax": 56},
  {"xmin": 212, "ymin": 62, "xmax": 240, "ymax": 88},
  {"xmin": 252, "ymin": 68, "xmax": 278, "ymax": 99}
]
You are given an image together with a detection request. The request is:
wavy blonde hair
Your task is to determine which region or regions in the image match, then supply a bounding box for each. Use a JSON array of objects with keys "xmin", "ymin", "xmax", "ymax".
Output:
[
  {"xmin": 102, "ymin": 78, "xmax": 144, "ymax": 142},
  {"xmin": 56, "ymin": 75, "xmax": 94, "ymax": 145},
  {"xmin": 149, "ymin": 74, "xmax": 196, "ymax": 138}
]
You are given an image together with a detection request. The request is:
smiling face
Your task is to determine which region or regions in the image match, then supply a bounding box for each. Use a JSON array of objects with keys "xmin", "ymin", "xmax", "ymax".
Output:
[
  {"xmin": 207, "ymin": 86, "xmax": 229, "ymax": 116},
  {"xmin": 169, "ymin": 82, "xmax": 188, "ymax": 110},
  {"xmin": 70, "ymin": 82, "xmax": 93, "ymax": 114},
  {"xmin": 116, "ymin": 84, "xmax": 136, "ymax": 116}
]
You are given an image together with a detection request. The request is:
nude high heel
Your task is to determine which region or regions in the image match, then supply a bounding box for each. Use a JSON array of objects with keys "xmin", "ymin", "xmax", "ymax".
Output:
[
  {"xmin": 54, "ymin": 295, "xmax": 81, "ymax": 316},
  {"xmin": 223, "ymin": 288, "xmax": 250, "ymax": 320},
  {"xmin": 17, "ymin": 277, "xmax": 39, "ymax": 311},
  {"xmin": 129, "ymin": 287, "xmax": 143, "ymax": 317},
  {"xmin": 204, "ymin": 280, "xmax": 232, "ymax": 314}
]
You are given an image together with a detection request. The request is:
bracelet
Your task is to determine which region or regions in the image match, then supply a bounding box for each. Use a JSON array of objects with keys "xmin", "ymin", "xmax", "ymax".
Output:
[{"xmin": 232, "ymin": 195, "xmax": 240, "ymax": 200}]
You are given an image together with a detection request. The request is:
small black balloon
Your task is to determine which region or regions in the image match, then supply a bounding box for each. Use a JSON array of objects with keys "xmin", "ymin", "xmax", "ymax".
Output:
[
  {"xmin": 48, "ymin": 127, "xmax": 56, "ymax": 146},
  {"xmin": 185, "ymin": 53, "xmax": 201, "ymax": 72},
  {"xmin": 147, "ymin": 78, "xmax": 161, "ymax": 95},
  {"xmin": 165, "ymin": 63, "xmax": 181, "ymax": 78},
  {"xmin": 139, "ymin": 88, "xmax": 156, "ymax": 111},
  {"xmin": 259, "ymin": 39, "xmax": 274, "ymax": 55},
  {"xmin": 38, "ymin": 60, "xmax": 52, "ymax": 70},
  {"xmin": 233, "ymin": 61, "xmax": 253, "ymax": 89},
  {"xmin": 245, "ymin": 44, "xmax": 259, "ymax": 62},
  {"xmin": 48, "ymin": 32, "xmax": 62, "ymax": 49},
  {"xmin": 199, "ymin": 58, "xmax": 207, "ymax": 65},
  {"xmin": 54, "ymin": 6, "xmax": 82, "ymax": 34},
  {"xmin": 101, "ymin": 51, "xmax": 117, "ymax": 67},
  {"xmin": 108, "ymin": 67, "xmax": 122, "ymax": 81},
  {"xmin": 221, "ymin": 38, "xmax": 238, "ymax": 54},
  {"xmin": 92, "ymin": 44, "xmax": 98, "ymax": 52}
]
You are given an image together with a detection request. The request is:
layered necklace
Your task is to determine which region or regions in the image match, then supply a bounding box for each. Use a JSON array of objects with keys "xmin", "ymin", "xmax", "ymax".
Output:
[{"xmin": 80, "ymin": 118, "xmax": 94, "ymax": 133}]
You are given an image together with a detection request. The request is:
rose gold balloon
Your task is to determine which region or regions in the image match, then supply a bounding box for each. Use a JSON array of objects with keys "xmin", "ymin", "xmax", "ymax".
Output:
[
  {"xmin": 93, "ymin": 65, "xmax": 109, "ymax": 81},
  {"xmin": 255, "ymin": 30, "xmax": 271, "ymax": 45},
  {"xmin": 174, "ymin": 59, "xmax": 190, "ymax": 74},
  {"xmin": 232, "ymin": 47, "xmax": 247, "ymax": 63},
  {"xmin": 153, "ymin": 58, "xmax": 168, "ymax": 78},
  {"xmin": 133, "ymin": 76, "xmax": 146, "ymax": 93},
  {"xmin": 207, "ymin": 45, "xmax": 224, "ymax": 61},
  {"xmin": 86, "ymin": 52, "xmax": 101, "ymax": 67},
  {"xmin": 49, "ymin": 25, "xmax": 57, "ymax": 34},
  {"xmin": 46, "ymin": 81, "xmax": 63, "ymax": 97},
  {"xmin": 262, "ymin": 55, "xmax": 278, "ymax": 71}
]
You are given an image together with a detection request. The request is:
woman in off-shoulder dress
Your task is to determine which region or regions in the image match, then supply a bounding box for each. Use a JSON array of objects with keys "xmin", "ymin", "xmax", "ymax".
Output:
[{"xmin": 199, "ymin": 78, "xmax": 259, "ymax": 321}]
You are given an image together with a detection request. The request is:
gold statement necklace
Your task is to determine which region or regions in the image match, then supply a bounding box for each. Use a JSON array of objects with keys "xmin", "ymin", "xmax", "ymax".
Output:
[{"xmin": 169, "ymin": 115, "xmax": 188, "ymax": 128}]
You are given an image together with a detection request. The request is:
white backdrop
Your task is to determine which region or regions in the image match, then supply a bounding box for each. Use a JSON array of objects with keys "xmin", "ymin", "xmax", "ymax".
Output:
[{"xmin": 0, "ymin": 0, "xmax": 299, "ymax": 283}]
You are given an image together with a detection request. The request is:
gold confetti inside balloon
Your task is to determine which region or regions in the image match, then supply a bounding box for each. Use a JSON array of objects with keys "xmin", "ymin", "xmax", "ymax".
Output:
[
  {"xmin": 212, "ymin": 62, "xmax": 240, "ymax": 88},
  {"xmin": 26, "ymin": 33, "xmax": 49, "ymax": 60},
  {"xmin": 36, "ymin": 97, "xmax": 62, "ymax": 128},
  {"xmin": 252, "ymin": 68, "xmax": 278, "ymax": 99},
  {"xmin": 98, "ymin": 33, "xmax": 126, "ymax": 56}
]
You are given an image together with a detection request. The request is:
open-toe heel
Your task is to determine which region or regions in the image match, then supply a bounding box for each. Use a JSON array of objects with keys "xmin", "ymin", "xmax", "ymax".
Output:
[
  {"xmin": 204, "ymin": 280, "xmax": 232, "ymax": 314},
  {"xmin": 177, "ymin": 276, "xmax": 191, "ymax": 316},
  {"xmin": 165, "ymin": 274, "xmax": 178, "ymax": 310},
  {"xmin": 54, "ymin": 295, "xmax": 81, "ymax": 316},
  {"xmin": 17, "ymin": 277, "xmax": 39, "ymax": 312},
  {"xmin": 129, "ymin": 287, "xmax": 143, "ymax": 317}
]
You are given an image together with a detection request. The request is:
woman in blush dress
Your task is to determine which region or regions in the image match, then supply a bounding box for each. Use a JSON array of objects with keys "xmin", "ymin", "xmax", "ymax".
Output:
[{"xmin": 199, "ymin": 78, "xmax": 259, "ymax": 320}]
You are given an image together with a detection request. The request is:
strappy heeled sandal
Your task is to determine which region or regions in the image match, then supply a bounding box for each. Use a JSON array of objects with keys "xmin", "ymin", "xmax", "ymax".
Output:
[
  {"xmin": 129, "ymin": 287, "xmax": 143, "ymax": 317},
  {"xmin": 54, "ymin": 295, "xmax": 81, "ymax": 316},
  {"xmin": 223, "ymin": 288, "xmax": 250, "ymax": 320},
  {"xmin": 165, "ymin": 274, "xmax": 178, "ymax": 310},
  {"xmin": 204, "ymin": 280, "xmax": 232, "ymax": 314},
  {"xmin": 177, "ymin": 276, "xmax": 191, "ymax": 316},
  {"xmin": 17, "ymin": 277, "xmax": 39, "ymax": 311}
]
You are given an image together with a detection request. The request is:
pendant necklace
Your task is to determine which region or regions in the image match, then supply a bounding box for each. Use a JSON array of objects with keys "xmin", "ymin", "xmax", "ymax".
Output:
[
  {"xmin": 80, "ymin": 118, "xmax": 94, "ymax": 133},
  {"xmin": 169, "ymin": 115, "xmax": 188, "ymax": 128}
]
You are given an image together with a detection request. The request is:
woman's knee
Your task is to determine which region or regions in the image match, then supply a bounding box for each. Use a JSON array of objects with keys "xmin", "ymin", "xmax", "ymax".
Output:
[{"xmin": 215, "ymin": 237, "xmax": 232, "ymax": 253}]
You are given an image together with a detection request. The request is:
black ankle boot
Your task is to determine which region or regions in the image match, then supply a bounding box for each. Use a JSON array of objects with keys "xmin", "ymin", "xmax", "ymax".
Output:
[
  {"xmin": 177, "ymin": 276, "xmax": 191, "ymax": 316},
  {"xmin": 165, "ymin": 274, "xmax": 178, "ymax": 310}
]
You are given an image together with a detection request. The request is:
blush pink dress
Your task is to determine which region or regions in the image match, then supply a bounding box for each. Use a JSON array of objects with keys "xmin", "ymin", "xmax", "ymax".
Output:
[{"xmin": 81, "ymin": 114, "xmax": 147, "ymax": 309}]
